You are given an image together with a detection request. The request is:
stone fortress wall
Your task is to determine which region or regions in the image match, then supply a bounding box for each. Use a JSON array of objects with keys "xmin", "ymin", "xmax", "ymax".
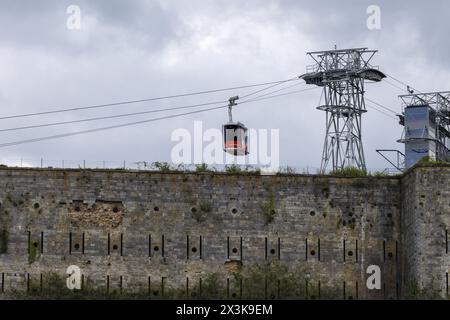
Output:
[{"xmin": 0, "ymin": 165, "xmax": 448, "ymax": 299}]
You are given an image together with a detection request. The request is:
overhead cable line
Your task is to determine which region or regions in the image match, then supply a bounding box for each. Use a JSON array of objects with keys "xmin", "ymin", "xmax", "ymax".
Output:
[
  {"xmin": 0, "ymin": 78, "xmax": 301, "ymax": 121},
  {"xmin": 241, "ymin": 86, "xmax": 318, "ymax": 104},
  {"xmin": 0, "ymin": 86, "xmax": 317, "ymax": 148},
  {"xmin": 365, "ymin": 97, "xmax": 399, "ymax": 115},
  {"xmin": 0, "ymin": 79, "xmax": 306, "ymax": 133},
  {"xmin": 239, "ymin": 76, "xmax": 300, "ymax": 99},
  {"xmin": 240, "ymin": 81, "xmax": 306, "ymax": 102},
  {"xmin": 365, "ymin": 102, "xmax": 398, "ymax": 121},
  {"xmin": 0, "ymin": 104, "xmax": 228, "ymax": 148},
  {"xmin": 0, "ymin": 100, "xmax": 227, "ymax": 133},
  {"xmin": 384, "ymin": 72, "xmax": 423, "ymax": 94},
  {"xmin": 384, "ymin": 79, "xmax": 408, "ymax": 93}
]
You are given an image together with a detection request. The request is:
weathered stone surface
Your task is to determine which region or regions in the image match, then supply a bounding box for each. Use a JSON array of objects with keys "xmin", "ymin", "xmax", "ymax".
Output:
[{"xmin": 0, "ymin": 165, "xmax": 448, "ymax": 299}]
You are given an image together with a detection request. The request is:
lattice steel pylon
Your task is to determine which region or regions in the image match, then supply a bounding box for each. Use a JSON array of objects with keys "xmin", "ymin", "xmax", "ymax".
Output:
[{"xmin": 302, "ymin": 48, "xmax": 386, "ymax": 173}]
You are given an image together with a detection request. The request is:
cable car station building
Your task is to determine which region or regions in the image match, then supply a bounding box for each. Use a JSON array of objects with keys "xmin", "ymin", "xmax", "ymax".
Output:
[{"xmin": 398, "ymin": 92, "xmax": 450, "ymax": 168}]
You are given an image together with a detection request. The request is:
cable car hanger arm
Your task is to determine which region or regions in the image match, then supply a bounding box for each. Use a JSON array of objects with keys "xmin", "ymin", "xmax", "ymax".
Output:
[{"xmin": 228, "ymin": 96, "xmax": 239, "ymax": 122}]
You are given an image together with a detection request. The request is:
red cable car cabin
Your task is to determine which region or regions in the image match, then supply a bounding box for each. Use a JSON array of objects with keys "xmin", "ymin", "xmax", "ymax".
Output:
[{"xmin": 223, "ymin": 122, "xmax": 249, "ymax": 156}]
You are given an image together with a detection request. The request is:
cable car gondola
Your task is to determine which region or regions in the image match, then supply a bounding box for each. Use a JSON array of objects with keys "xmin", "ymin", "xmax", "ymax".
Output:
[{"xmin": 222, "ymin": 96, "xmax": 249, "ymax": 156}]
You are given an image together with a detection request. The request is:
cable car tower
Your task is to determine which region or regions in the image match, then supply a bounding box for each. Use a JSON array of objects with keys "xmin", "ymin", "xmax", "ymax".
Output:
[{"xmin": 302, "ymin": 47, "xmax": 386, "ymax": 172}]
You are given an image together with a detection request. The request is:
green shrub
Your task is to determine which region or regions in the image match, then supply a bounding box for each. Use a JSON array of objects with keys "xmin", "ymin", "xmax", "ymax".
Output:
[
  {"xmin": 330, "ymin": 167, "xmax": 367, "ymax": 177},
  {"xmin": 370, "ymin": 170, "xmax": 391, "ymax": 177},
  {"xmin": 225, "ymin": 164, "xmax": 242, "ymax": 173},
  {"xmin": 416, "ymin": 156, "xmax": 449, "ymax": 166},
  {"xmin": 277, "ymin": 166, "xmax": 297, "ymax": 175},
  {"xmin": 195, "ymin": 163, "xmax": 214, "ymax": 173},
  {"xmin": 151, "ymin": 162, "xmax": 173, "ymax": 172},
  {"xmin": 224, "ymin": 165, "xmax": 261, "ymax": 174}
]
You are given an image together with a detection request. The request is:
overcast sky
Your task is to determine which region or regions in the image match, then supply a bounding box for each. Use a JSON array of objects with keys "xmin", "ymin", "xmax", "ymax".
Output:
[{"xmin": 0, "ymin": 0, "xmax": 448, "ymax": 171}]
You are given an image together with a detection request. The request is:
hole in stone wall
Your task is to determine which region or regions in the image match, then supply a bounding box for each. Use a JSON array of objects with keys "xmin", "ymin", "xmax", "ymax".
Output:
[
  {"xmin": 232, "ymin": 248, "xmax": 238, "ymax": 254},
  {"xmin": 446, "ymin": 230, "xmax": 448, "ymax": 254},
  {"xmin": 348, "ymin": 251, "xmax": 353, "ymax": 256},
  {"xmin": 191, "ymin": 207, "xmax": 197, "ymax": 213},
  {"xmin": 112, "ymin": 207, "xmax": 119, "ymax": 213},
  {"xmin": 270, "ymin": 249, "xmax": 276, "ymax": 255},
  {"xmin": 0, "ymin": 229, "xmax": 8, "ymax": 254},
  {"xmin": 33, "ymin": 203, "xmax": 40, "ymax": 209},
  {"xmin": 154, "ymin": 246, "xmax": 159, "ymax": 252},
  {"xmin": 231, "ymin": 293, "xmax": 237, "ymax": 298},
  {"xmin": 74, "ymin": 243, "xmax": 80, "ymax": 250},
  {"xmin": 154, "ymin": 206, "xmax": 159, "ymax": 211},
  {"xmin": 113, "ymin": 245, "xmax": 118, "ymax": 250},
  {"xmin": 75, "ymin": 206, "xmax": 81, "ymax": 212},
  {"xmin": 153, "ymin": 290, "xmax": 159, "ymax": 296},
  {"xmin": 387, "ymin": 213, "xmax": 392, "ymax": 218},
  {"xmin": 445, "ymin": 272, "xmax": 449, "ymax": 296},
  {"xmin": 310, "ymin": 250, "xmax": 316, "ymax": 256},
  {"xmin": 33, "ymin": 242, "xmax": 38, "ymax": 248},
  {"xmin": 388, "ymin": 252, "xmax": 393, "ymax": 258},
  {"xmin": 231, "ymin": 208, "xmax": 238, "ymax": 214},
  {"xmin": 191, "ymin": 247, "xmax": 197, "ymax": 253},
  {"xmin": 310, "ymin": 211, "xmax": 316, "ymax": 217}
]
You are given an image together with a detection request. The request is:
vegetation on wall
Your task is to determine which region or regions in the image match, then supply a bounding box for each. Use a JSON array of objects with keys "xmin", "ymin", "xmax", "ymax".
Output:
[
  {"xmin": 403, "ymin": 279, "xmax": 446, "ymax": 300},
  {"xmin": 276, "ymin": 166, "xmax": 297, "ymax": 175},
  {"xmin": 416, "ymin": 156, "xmax": 450, "ymax": 166},
  {"xmin": 7, "ymin": 263, "xmax": 345, "ymax": 300},
  {"xmin": 151, "ymin": 162, "xmax": 174, "ymax": 172},
  {"xmin": 370, "ymin": 171, "xmax": 392, "ymax": 177},
  {"xmin": 224, "ymin": 165, "xmax": 261, "ymax": 174},
  {"xmin": 28, "ymin": 239, "xmax": 40, "ymax": 264},
  {"xmin": 260, "ymin": 187, "xmax": 277, "ymax": 225},
  {"xmin": 191, "ymin": 201, "xmax": 212, "ymax": 223},
  {"xmin": 330, "ymin": 167, "xmax": 368, "ymax": 177},
  {"xmin": 195, "ymin": 163, "xmax": 215, "ymax": 173}
]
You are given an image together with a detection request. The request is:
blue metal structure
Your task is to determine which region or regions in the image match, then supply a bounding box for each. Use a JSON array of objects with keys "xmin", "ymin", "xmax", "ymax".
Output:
[{"xmin": 398, "ymin": 92, "xmax": 450, "ymax": 168}]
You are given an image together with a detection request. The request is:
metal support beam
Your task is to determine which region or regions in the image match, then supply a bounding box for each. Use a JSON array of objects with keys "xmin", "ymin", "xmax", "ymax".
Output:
[{"xmin": 302, "ymin": 47, "xmax": 385, "ymax": 173}]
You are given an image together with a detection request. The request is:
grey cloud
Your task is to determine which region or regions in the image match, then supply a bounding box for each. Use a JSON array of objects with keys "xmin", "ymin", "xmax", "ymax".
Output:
[{"xmin": 0, "ymin": 0, "xmax": 448, "ymax": 171}]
